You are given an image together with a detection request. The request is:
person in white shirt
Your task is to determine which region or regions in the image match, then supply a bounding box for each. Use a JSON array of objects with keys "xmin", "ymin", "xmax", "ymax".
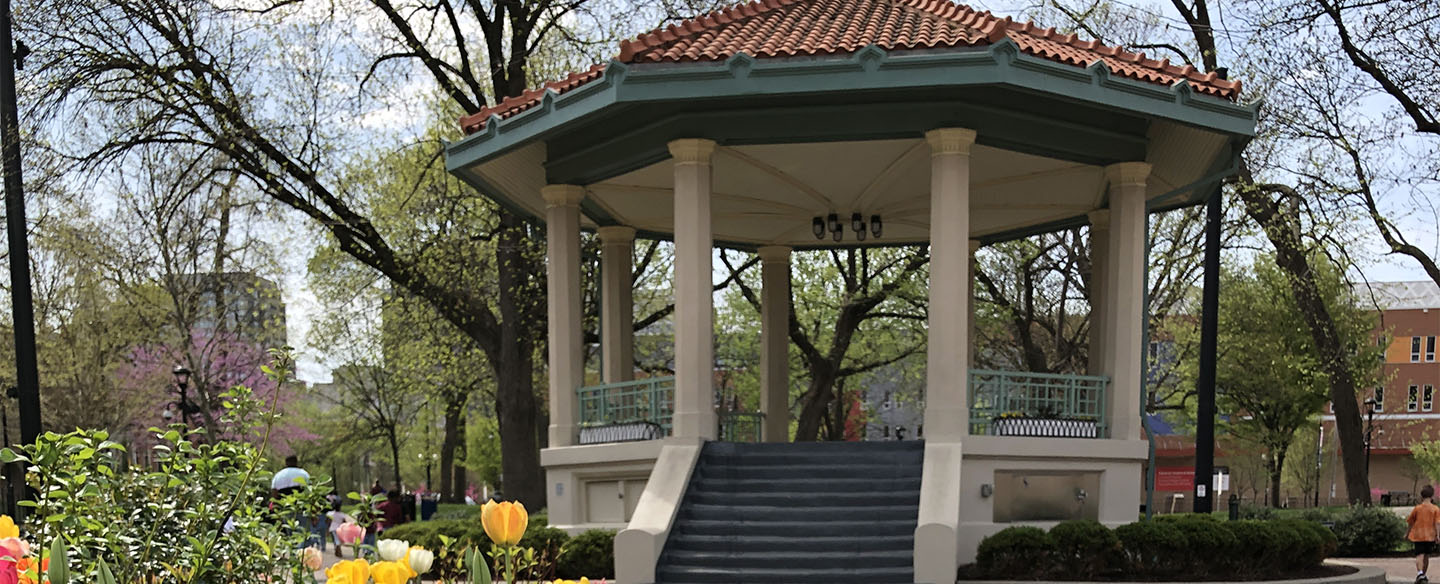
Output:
[{"xmin": 326, "ymin": 499, "xmax": 355, "ymax": 558}]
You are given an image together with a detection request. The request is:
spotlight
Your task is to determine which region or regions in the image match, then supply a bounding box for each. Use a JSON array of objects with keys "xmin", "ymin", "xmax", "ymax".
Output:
[
  {"xmin": 827, "ymin": 213, "xmax": 840, "ymax": 233},
  {"xmin": 851, "ymin": 212, "xmax": 864, "ymax": 233},
  {"xmin": 812, "ymin": 217, "xmax": 825, "ymax": 240},
  {"xmin": 870, "ymin": 215, "xmax": 882, "ymax": 238},
  {"xmin": 832, "ymin": 229, "xmax": 842, "ymax": 242}
]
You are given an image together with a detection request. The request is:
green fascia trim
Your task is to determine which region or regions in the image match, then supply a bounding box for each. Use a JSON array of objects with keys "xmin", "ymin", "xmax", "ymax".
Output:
[
  {"xmin": 447, "ymin": 39, "xmax": 1259, "ymax": 175},
  {"xmin": 1145, "ymin": 136, "xmax": 1246, "ymax": 213},
  {"xmin": 543, "ymin": 99, "xmax": 1147, "ymax": 186}
]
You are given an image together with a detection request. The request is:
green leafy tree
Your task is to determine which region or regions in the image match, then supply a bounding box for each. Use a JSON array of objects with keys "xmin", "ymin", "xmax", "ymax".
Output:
[{"xmin": 1171, "ymin": 256, "xmax": 1380, "ymax": 507}]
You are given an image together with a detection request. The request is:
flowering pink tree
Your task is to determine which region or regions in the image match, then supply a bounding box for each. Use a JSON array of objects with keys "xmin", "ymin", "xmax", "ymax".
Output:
[{"xmin": 116, "ymin": 330, "xmax": 316, "ymax": 456}]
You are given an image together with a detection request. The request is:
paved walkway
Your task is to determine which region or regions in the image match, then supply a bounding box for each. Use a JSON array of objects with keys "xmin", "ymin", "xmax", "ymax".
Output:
[{"xmin": 1331, "ymin": 557, "xmax": 1424, "ymax": 584}]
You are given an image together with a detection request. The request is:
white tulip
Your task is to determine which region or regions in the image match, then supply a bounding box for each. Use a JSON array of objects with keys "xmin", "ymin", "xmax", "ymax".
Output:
[
  {"xmin": 376, "ymin": 538, "xmax": 410, "ymax": 561},
  {"xmin": 408, "ymin": 547, "xmax": 435, "ymax": 574}
]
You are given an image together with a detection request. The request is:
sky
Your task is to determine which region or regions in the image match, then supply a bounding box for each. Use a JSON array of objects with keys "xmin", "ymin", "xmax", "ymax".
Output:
[{"xmin": 277, "ymin": 0, "xmax": 1439, "ymax": 384}]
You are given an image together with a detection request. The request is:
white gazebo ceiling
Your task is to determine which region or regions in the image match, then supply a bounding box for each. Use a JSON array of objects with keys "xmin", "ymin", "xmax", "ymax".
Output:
[{"xmin": 472, "ymin": 119, "xmax": 1230, "ymax": 249}]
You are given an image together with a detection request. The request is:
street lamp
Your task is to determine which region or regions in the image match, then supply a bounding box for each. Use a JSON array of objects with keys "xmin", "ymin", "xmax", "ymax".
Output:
[
  {"xmin": 1363, "ymin": 397, "xmax": 1377, "ymax": 478},
  {"xmin": 167, "ymin": 365, "xmax": 200, "ymax": 429}
]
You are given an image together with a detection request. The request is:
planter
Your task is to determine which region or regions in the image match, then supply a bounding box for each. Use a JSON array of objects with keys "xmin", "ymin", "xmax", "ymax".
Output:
[{"xmin": 990, "ymin": 417, "xmax": 1098, "ymax": 438}]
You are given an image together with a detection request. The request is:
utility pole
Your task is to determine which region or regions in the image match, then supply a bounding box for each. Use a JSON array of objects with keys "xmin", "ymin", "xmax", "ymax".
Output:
[
  {"xmin": 0, "ymin": 0, "xmax": 40, "ymax": 454},
  {"xmin": 1194, "ymin": 188, "xmax": 1221, "ymax": 513}
]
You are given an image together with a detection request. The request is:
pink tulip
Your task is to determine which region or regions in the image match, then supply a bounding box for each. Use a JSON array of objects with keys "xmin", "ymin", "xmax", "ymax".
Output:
[
  {"xmin": 0, "ymin": 559, "xmax": 16, "ymax": 584},
  {"xmin": 0, "ymin": 539, "xmax": 25, "ymax": 562},
  {"xmin": 336, "ymin": 522, "xmax": 365, "ymax": 545}
]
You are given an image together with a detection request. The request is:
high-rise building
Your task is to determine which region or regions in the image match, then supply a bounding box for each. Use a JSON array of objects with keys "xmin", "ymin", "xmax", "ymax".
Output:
[{"xmin": 190, "ymin": 272, "xmax": 288, "ymax": 349}]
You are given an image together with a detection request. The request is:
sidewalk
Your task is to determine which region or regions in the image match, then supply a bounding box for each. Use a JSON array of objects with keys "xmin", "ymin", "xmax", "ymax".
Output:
[{"xmin": 1331, "ymin": 557, "xmax": 1423, "ymax": 584}]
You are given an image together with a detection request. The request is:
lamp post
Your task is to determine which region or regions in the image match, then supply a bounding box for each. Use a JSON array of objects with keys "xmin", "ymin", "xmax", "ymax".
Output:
[
  {"xmin": 1363, "ymin": 397, "xmax": 1377, "ymax": 479},
  {"xmin": 166, "ymin": 366, "xmax": 202, "ymax": 431}
]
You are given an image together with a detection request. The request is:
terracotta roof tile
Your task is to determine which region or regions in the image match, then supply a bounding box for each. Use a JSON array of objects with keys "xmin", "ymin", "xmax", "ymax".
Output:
[{"xmin": 460, "ymin": 0, "xmax": 1241, "ymax": 134}]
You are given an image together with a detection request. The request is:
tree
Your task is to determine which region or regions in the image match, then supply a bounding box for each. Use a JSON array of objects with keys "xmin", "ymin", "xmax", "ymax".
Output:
[
  {"xmin": 1174, "ymin": 256, "xmax": 1378, "ymax": 507},
  {"xmin": 20, "ymin": 0, "xmax": 713, "ymax": 507},
  {"xmin": 720, "ymin": 247, "xmax": 928, "ymax": 441}
]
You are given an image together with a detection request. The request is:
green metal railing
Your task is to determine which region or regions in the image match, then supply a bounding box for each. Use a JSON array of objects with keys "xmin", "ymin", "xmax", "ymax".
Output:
[
  {"xmin": 968, "ymin": 369, "xmax": 1110, "ymax": 438},
  {"xmin": 576, "ymin": 376, "xmax": 675, "ymax": 435},
  {"xmin": 719, "ymin": 411, "xmax": 765, "ymax": 443}
]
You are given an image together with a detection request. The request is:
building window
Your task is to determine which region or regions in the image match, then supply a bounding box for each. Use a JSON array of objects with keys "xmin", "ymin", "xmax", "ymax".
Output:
[
  {"xmin": 1375, "ymin": 388, "xmax": 1385, "ymax": 412},
  {"xmin": 1414, "ymin": 337, "xmax": 1423, "ymax": 362},
  {"xmin": 1428, "ymin": 337, "xmax": 1436, "ymax": 362},
  {"xmin": 1426, "ymin": 385, "xmax": 1435, "ymax": 412},
  {"xmin": 1409, "ymin": 385, "xmax": 1419, "ymax": 412},
  {"xmin": 882, "ymin": 391, "xmax": 893, "ymax": 410}
]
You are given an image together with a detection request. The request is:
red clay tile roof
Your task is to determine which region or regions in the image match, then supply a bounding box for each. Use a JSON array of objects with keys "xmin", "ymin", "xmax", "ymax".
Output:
[{"xmin": 460, "ymin": 0, "xmax": 1242, "ymax": 134}]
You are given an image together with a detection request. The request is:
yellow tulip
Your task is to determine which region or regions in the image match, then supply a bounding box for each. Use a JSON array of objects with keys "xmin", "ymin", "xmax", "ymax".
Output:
[
  {"xmin": 325, "ymin": 558, "xmax": 369, "ymax": 584},
  {"xmin": 370, "ymin": 560, "xmax": 413, "ymax": 584},
  {"xmin": 481, "ymin": 500, "xmax": 528, "ymax": 547},
  {"xmin": 0, "ymin": 515, "xmax": 17, "ymax": 539}
]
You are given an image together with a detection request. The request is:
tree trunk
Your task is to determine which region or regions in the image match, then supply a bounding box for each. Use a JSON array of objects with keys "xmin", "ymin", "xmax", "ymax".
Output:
[
  {"xmin": 1239, "ymin": 187, "xmax": 1371, "ymax": 505},
  {"xmin": 794, "ymin": 364, "xmax": 838, "ymax": 441},
  {"xmin": 439, "ymin": 398, "xmax": 466, "ymax": 503},
  {"xmin": 388, "ymin": 428, "xmax": 403, "ymax": 492},
  {"xmin": 492, "ymin": 212, "xmax": 546, "ymax": 507},
  {"xmin": 1270, "ymin": 447, "xmax": 1287, "ymax": 509}
]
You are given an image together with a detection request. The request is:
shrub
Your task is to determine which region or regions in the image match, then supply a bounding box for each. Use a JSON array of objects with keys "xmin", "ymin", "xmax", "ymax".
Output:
[
  {"xmin": 1115, "ymin": 520, "xmax": 1186, "ymax": 577},
  {"xmin": 1048, "ymin": 520, "xmax": 1119, "ymax": 578},
  {"xmin": 1333, "ymin": 505, "xmax": 1407, "ymax": 556},
  {"xmin": 1224, "ymin": 520, "xmax": 1287, "ymax": 579},
  {"xmin": 1300, "ymin": 507, "xmax": 1339, "ymax": 523},
  {"xmin": 558, "ymin": 529, "xmax": 617, "ymax": 579},
  {"xmin": 1237, "ymin": 504, "xmax": 1278, "ymax": 520},
  {"xmin": 1274, "ymin": 519, "xmax": 1332, "ymax": 570},
  {"xmin": 1167, "ymin": 515, "xmax": 1238, "ymax": 577},
  {"xmin": 976, "ymin": 526, "xmax": 1054, "ymax": 579}
]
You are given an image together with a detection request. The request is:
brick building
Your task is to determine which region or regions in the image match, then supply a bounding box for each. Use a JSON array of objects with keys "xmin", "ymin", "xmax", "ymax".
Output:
[{"xmin": 1319, "ymin": 280, "xmax": 1440, "ymax": 504}]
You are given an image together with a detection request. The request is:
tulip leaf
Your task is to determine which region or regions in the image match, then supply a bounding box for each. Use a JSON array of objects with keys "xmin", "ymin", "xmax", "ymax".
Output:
[
  {"xmin": 469, "ymin": 548, "xmax": 492, "ymax": 584},
  {"xmin": 96, "ymin": 559, "xmax": 117, "ymax": 584},
  {"xmin": 47, "ymin": 538, "xmax": 70, "ymax": 584}
]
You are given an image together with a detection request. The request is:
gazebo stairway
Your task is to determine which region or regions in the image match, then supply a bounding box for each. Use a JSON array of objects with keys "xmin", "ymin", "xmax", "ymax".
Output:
[{"xmin": 655, "ymin": 441, "xmax": 923, "ymax": 584}]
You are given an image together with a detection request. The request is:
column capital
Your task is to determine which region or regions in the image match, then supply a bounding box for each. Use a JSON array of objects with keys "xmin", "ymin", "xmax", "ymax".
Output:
[
  {"xmin": 1104, "ymin": 162, "xmax": 1152, "ymax": 188},
  {"xmin": 925, "ymin": 128, "xmax": 977, "ymax": 156},
  {"xmin": 668, "ymin": 138, "xmax": 717, "ymax": 164},
  {"xmin": 969, "ymin": 239, "xmax": 982, "ymax": 253},
  {"xmin": 1088, "ymin": 209, "xmax": 1111, "ymax": 229},
  {"xmin": 597, "ymin": 225, "xmax": 637, "ymax": 245},
  {"xmin": 757, "ymin": 245, "xmax": 792, "ymax": 263},
  {"xmin": 542, "ymin": 184, "xmax": 586, "ymax": 207}
]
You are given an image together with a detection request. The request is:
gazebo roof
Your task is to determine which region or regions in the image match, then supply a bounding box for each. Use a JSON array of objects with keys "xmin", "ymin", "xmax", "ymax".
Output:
[{"xmin": 460, "ymin": 0, "xmax": 1240, "ymax": 133}]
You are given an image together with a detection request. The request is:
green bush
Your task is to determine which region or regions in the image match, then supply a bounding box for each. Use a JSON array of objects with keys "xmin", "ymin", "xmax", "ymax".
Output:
[
  {"xmin": 1048, "ymin": 520, "xmax": 1118, "ymax": 578},
  {"xmin": 1333, "ymin": 505, "xmax": 1407, "ymax": 556},
  {"xmin": 382, "ymin": 519, "xmax": 485, "ymax": 551},
  {"xmin": 1167, "ymin": 515, "xmax": 1237, "ymax": 577},
  {"xmin": 1115, "ymin": 520, "xmax": 1186, "ymax": 577},
  {"xmin": 1224, "ymin": 520, "xmax": 1287, "ymax": 579},
  {"xmin": 1237, "ymin": 504, "xmax": 1278, "ymax": 520},
  {"xmin": 557, "ymin": 529, "xmax": 617, "ymax": 579},
  {"xmin": 1274, "ymin": 519, "xmax": 1332, "ymax": 570},
  {"xmin": 976, "ymin": 526, "xmax": 1054, "ymax": 579},
  {"xmin": 1300, "ymin": 508, "xmax": 1340, "ymax": 523}
]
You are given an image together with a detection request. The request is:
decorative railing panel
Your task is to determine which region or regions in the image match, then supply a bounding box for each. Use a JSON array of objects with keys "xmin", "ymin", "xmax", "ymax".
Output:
[
  {"xmin": 718, "ymin": 412, "xmax": 765, "ymax": 443},
  {"xmin": 576, "ymin": 377, "xmax": 675, "ymax": 443},
  {"xmin": 968, "ymin": 369, "xmax": 1109, "ymax": 438}
]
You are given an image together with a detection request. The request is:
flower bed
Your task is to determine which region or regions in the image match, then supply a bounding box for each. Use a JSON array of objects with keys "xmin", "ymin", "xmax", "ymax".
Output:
[{"xmin": 959, "ymin": 515, "xmax": 1341, "ymax": 582}]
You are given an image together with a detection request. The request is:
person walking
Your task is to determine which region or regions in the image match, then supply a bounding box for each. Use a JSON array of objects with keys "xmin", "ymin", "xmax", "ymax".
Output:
[
  {"xmin": 1407, "ymin": 484, "xmax": 1440, "ymax": 583},
  {"xmin": 271, "ymin": 455, "xmax": 321, "ymax": 549}
]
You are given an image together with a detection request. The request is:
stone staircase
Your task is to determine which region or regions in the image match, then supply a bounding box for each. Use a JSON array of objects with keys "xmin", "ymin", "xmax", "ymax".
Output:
[{"xmin": 655, "ymin": 440, "xmax": 924, "ymax": 584}]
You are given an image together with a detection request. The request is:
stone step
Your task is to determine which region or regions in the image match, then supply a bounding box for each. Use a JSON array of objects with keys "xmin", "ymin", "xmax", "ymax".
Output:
[
  {"xmin": 665, "ymin": 533, "xmax": 914, "ymax": 553},
  {"xmin": 697, "ymin": 463, "xmax": 922, "ymax": 480},
  {"xmin": 674, "ymin": 518, "xmax": 915, "ymax": 537},
  {"xmin": 663, "ymin": 548, "xmax": 913, "ymax": 569},
  {"xmin": 685, "ymin": 489, "xmax": 919, "ymax": 507},
  {"xmin": 681, "ymin": 503, "xmax": 918, "ymax": 522},
  {"xmin": 688, "ymin": 476, "xmax": 922, "ymax": 494},
  {"xmin": 656, "ymin": 565, "xmax": 913, "ymax": 584}
]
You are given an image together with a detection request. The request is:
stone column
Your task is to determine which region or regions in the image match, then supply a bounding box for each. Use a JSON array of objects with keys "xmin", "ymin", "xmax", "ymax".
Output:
[
  {"xmin": 922, "ymin": 128, "xmax": 976, "ymax": 441},
  {"xmin": 670, "ymin": 139, "xmax": 719, "ymax": 440},
  {"xmin": 758, "ymin": 245, "xmax": 792, "ymax": 442},
  {"xmin": 1087, "ymin": 210, "xmax": 1111, "ymax": 377},
  {"xmin": 968, "ymin": 239, "xmax": 980, "ymax": 369},
  {"xmin": 598, "ymin": 226, "xmax": 637, "ymax": 383},
  {"xmin": 544, "ymin": 185, "xmax": 586, "ymax": 448},
  {"xmin": 1103, "ymin": 163, "xmax": 1151, "ymax": 442}
]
